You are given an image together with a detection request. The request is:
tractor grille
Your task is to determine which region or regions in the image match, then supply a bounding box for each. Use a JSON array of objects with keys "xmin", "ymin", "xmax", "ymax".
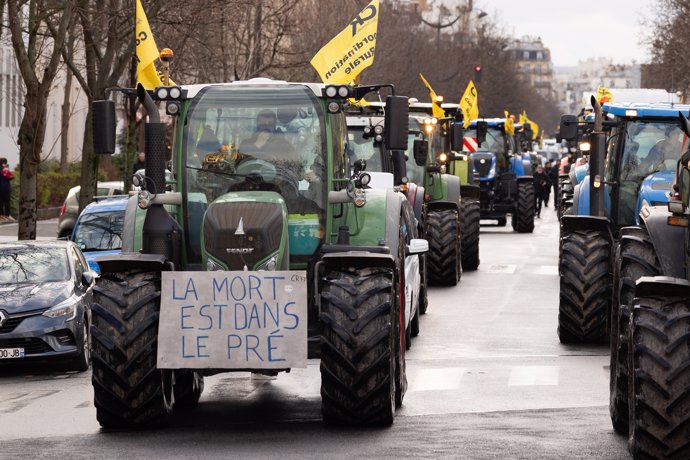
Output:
[
  {"xmin": 0, "ymin": 337, "xmax": 52, "ymax": 354},
  {"xmin": 204, "ymin": 201, "xmax": 284, "ymax": 270},
  {"xmin": 473, "ymin": 153, "xmax": 493, "ymax": 178}
]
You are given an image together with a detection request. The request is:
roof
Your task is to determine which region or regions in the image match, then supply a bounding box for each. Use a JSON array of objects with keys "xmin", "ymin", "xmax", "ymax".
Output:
[
  {"xmin": 81, "ymin": 196, "xmax": 129, "ymax": 214},
  {"xmin": 182, "ymin": 78, "xmax": 328, "ymax": 99},
  {"xmin": 603, "ymin": 102, "xmax": 690, "ymax": 118}
]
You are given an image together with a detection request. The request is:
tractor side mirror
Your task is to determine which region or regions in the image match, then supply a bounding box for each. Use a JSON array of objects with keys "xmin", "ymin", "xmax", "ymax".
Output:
[
  {"xmin": 451, "ymin": 122, "xmax": 464, "ymax": 151},
  {"xmin": 93, "ymin": 100, "xmax": 116, "ymax": 155},
  {"xmin": 384, "ymin": 95, "xmax": 409, "ymax": 151},
  {"xmin": 559, "ymin": 115, "xmax": 578, "ymax": 141},
  {"xmin": 413, "ymin": 139, "xmax": 429, "ymax": 166},
  {"xmin": 476, "ymin": 121, "xmax": 488, "ymax": 145},
  {"xmin": 391, "ymin": 150, "xmax": 408, "ymax": 186}
]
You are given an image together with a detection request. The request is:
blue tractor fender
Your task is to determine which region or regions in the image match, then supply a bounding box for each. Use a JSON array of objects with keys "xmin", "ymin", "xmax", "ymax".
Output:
[
  {"xmin": 638, "ymin": 204, "xmax": 685, "ymax": 279},
  {"xmin": 573, "ymin": 164, "xmax": 589, "ymax": 185},
  {"xmin": 572, "ymin": 175, "xmax": 612, "ymax": 218},
  {"xmin": 634, "ymin": 170, "xmax": 675, "ymax": 224},
  {"xmin": 510, "ymin": 156, "xmax": 527, "ymax": 176}
]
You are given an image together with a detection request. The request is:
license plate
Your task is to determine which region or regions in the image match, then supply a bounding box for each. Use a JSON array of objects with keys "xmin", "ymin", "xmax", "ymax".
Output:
[{"xmin": 0, "ymin": 348, "xmax": 25, "ymax": 359}]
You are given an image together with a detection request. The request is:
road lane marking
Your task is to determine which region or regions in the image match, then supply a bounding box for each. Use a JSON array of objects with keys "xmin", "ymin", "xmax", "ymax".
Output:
[
  {"xmin": 508, "ymin": 366, "xmax": 559, "ymax": 386},
  {"xmin": 534, "ymin": 265, "xmax": 559, "ymax": 275},
  {"xmin": 407, "ymin": 367, "xmax": 465, "ymax": 391},
  {"xmin": 486, "ymin": 264, "xmax": 517, "ymax": 274}
]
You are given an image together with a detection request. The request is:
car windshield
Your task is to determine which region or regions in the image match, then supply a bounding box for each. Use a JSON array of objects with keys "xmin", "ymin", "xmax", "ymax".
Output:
[
  {"xmin": 0, "ymin": 247, "xmax": 70, "ymax": 284},
  {"xmin": 73, "ymin": 210, "xmax": 124, "ymax": 251},
  {"xmin": 185, "ymin": 85, "xmax": 326, "ymax": 213}
]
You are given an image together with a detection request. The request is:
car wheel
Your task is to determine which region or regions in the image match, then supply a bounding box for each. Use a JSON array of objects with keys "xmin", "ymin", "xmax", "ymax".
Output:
[{"xmin": 72, "ymin": 317, "xmax": 91, "ymax": 372}]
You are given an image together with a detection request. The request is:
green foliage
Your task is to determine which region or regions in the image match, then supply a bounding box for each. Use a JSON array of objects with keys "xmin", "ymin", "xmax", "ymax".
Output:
[{"xmin": 9, "ymin": 171, "xmax": 81, "ymax": 215}]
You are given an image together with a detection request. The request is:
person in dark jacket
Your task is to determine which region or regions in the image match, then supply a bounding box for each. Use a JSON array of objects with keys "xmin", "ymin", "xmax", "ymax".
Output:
[
  {"xmin": 548, "ymin": 159, "xmax": 560, "ymax": 208},
  {"xmin": 533, "ymin": 164, "xmax": 549, "ymax": 218},
  {"xmin": 132, "ymin": 152, "xmax": 146, "ymax": 173}
]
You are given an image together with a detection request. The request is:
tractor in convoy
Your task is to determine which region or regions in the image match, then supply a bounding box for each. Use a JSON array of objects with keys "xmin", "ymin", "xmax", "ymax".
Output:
[
  {"xmin": 464, "ymin": 118, "xmax": 535, "ymax": 232},
  {"xmin": 604, "ymin": 111, "xmax": 690, "ymax": 458},
  {"xmin": 89, "ymin": 78, "xmax": 426, "ymax": 427},
  {"xmin": 557, "ymin": 99, "xmax": 688, "ymax": 346}
]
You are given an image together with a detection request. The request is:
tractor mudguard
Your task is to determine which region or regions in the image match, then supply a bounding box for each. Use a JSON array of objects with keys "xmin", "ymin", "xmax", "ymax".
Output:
[
  {"xmin": 96, "ymin": 252, "xmax": 174, "ymax": 274},
  {"xmin": 443, "ymin": 174, "xmax": 461, "ymax": 205},
  {"xmin": 427, "ymin": 200, "xmax": 458, "ymax": 212},
  {"xmin": 516, "ymin": 176, "xmax": 533, "ymax": 182},
  {"xmin": 561, "ymin": 215, "xmax": 612, "ymax": 237},
  {"xmin": 320, "ymin": 248, "xmax": 395, "ymax": 270},
  {"xmin": 635, "ymin": 276, "xmax": 690, "ymax": 298},
  {"xmin": 460, "ymin": 184, "xmax": 480, "ymax": 201},
  {"xmin": 639, "ymin": 205, "xmax": 685, "ymax": 278}
]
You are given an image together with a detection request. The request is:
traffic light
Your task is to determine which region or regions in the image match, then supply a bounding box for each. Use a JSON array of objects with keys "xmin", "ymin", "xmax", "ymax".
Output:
[{"xmin": 474, "ymin": 65, "xmax": 482, "ymax": 83}]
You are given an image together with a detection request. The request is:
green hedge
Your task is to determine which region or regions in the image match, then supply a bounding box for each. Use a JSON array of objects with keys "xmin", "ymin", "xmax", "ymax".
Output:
[{"xmin": 9, "ymin": 171, "xmax": 82, "ymax": 216}]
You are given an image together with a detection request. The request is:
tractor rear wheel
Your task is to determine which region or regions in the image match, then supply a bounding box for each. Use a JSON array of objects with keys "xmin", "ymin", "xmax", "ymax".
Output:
[
  {"xmin": 512, "ymin": 181, "xmax": 535, "ymax": 233},
  {"xmin": 91, "ymin": 271, "xmax": 173, "ymax": 428},
  {"xmin": 629, "ymin": 296, "xmax": 690, "ymax": 459},
  {"xmin": 174, "ymin": 371, "xmax": 205, "ymax": 409},
  {"xmin": 426, "ymin": 209, "xmax": 461, "ymax": 286},
  {"xmin": 610, "ymin": 226, "xmax": 660, "ymax": 434},
  {"xmin": 460, "ymin": 199, "xmax": 480, "ymax": 271},
  {"xmin": 558, "ymin": 229, "xmax": 610, "ymax": 343},
  {"xmin": 320, "ymin": 267, "xmax": 397, "ymax": 426}
]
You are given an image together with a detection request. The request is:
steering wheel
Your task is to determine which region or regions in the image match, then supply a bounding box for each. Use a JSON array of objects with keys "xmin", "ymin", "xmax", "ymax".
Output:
[{"xmin": 229, "ymin": 158, "xmax": 300, "ymax": 199}]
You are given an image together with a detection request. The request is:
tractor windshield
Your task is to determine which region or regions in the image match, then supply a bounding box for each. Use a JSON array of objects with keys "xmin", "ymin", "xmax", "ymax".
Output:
[
  {"xmin": 347, "ymin": 127, "xmax": 384, "ymax": 172},
  {"xmin": 466, "ymin": 126, "xmax": 506, "ymax": 156},
  {"xmin": 185, "ymin": 85, "xmax": 326, "ymax": 211},
  {"xmin": 616, "ymin": 120, "xmax": 683, "ymax": 225}
]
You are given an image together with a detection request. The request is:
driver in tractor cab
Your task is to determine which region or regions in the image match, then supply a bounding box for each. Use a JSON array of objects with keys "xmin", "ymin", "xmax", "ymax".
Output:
[{"xmin": 643, "ymin": 125, "xmax": 683, "ymax": 173}]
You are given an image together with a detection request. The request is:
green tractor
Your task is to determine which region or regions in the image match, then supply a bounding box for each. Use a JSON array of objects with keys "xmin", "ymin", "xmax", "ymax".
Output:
[
  {"xmin": 89, "ymin": 80, "xmax": 422, "ymax": 427},
  {"xmin": 408, "ymin": 103, "xmax": 481, "ymax": 281}
]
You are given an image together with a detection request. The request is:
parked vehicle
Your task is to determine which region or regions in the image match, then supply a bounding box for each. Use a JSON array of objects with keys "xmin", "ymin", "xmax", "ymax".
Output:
[
  {"xmin": 71, "ymin": 196, "xmax": 129, "ymax": 273},
  {"xmin": 57, "ymin": 181, "xmax": 125, "ymax": 238},
  {"xmin": 0, "ymin": 240, "xmax": 95, "ymax": 371}
]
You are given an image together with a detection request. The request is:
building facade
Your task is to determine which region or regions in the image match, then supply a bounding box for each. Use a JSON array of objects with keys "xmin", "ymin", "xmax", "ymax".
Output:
[{"xmin": 506, "ymin": 36, "xmax": 557, "ymax": 100}]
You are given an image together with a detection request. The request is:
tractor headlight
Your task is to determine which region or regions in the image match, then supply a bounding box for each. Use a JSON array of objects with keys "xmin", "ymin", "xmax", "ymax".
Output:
[
  {"xmin": 256, "ymin": 254, "xmax": 278, "ymax": 271},
  {"xmin": 439, "ymin": 153, "xmax": 448, "ymax": 164},
  {"xmin": 206, "ymin": 258, "xmax": 225, "ymax": 271},
  {"xmin": 43, "ymin": 298, "xmax": 78, "ymax": 321},
  {"xmin": 488, "ymin": 163, "xmax": 496, "ymax": 178}
]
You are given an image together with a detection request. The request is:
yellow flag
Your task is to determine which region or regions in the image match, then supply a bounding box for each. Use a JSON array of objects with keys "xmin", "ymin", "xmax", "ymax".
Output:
[
  {"xmin": 310, "ymin": 0, "xmax": 379, "ymax": 84},
  {"xmin": 504, "ymin": 111, "xmax": 515, "ymax": 136},
  {"xmin": 459, "ymin": 80, "xmax": 478, "ymax": 128},
  {"xmin": 539, "ymin": 128, "xmax": 544, "ymax": 148},
  {"xmin": 136, "ymin": 0, "xmax": 164, "ymax": 89},
  {"xmin": 419, "ymin": 73, "xmax": 445, "ymax": 118},
  {"xmin": 596, "ymin": 86, "xmax": 614, "ymax": 104},
  {"xmin": 520, "ymin": 111, "xmax": 539, "ymax": 141}
]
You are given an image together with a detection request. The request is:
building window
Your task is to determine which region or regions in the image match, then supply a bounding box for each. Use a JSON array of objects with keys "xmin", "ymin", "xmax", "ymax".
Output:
[
  {"xmin": 523, "ymin": 51, "xmax": 529, "ymax": 60},
  {"xmin": 537, "ymin": 51, "xmax": 543, "ymax": 60}
]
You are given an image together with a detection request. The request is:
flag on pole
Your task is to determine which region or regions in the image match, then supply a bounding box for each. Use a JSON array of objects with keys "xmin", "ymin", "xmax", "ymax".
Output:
[
  {"xmin": 596, "ymin": 86, "xmax": 614, "ymax": 104},
  {"xmin": 520, "ymin": 111, "xmax": 539, "ymax": 141},
  {"xmin": 136, "ymin": 0, "xmax": 164, "ymax": 89},
  {"xmin": 459, "ymin": 80, "xmax": 478, "ymax": 128},
  {"xmin": 419, "ymin": 73, "xmax": 445, "ymax": 118},
  {"xmin": 504, "ymin": 111, "xmax": 515, "ymax": 135},
  {"xmin": 310, "ymin": 0, "xmax": 379, "ymax": 84}
]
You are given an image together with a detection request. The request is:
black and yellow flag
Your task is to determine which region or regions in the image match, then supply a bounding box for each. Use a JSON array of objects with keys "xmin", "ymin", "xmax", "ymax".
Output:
[
  {"xmin": 419, "ymin": 73, "xmax": 445, "ymax": 118},
  {"xmin": 459, "ymin": 81, "xmax": 478, "ymax": 128},
  {"xmin": 135, "ymin": 0, "xmax": 164, "ymax": 89},
  {"xmin": 310, "ymin": 0, "xmax": 379, "ymax": 84}
]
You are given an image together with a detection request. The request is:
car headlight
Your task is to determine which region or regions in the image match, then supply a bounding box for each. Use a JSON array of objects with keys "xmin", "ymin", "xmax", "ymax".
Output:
[{"xmin": 42, "ymin": 298, "xmax": 78, "ymax": 320}]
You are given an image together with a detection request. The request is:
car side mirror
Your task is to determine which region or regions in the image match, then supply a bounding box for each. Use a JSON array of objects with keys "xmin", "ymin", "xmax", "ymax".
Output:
[
  {"xmin": 559, "ymin": 115, "xmax": 578, "ymax": 141},
  {"xmin": 413, "ymin": 139, "xmax": 429, "ymax": 166},
  {"xmin": 82, "ymin": 270, "xmax": 97, "ymax": 286},
  {"xmin": 406, "ymin": 238, "xmax": 429, "ymax": 255}
]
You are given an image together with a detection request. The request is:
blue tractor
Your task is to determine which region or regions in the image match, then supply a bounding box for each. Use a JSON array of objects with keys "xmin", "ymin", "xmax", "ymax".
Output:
[
  {"xmin": 465, "ymin": 118, "xmax": 535, "ymax": 232},
  {"xmin": 603, "ymin": 111, "xmax": 690, "ymax": 457},
  {"xmin": 557, "ymin": 99, "xmax": 690, "ymax": 347}
]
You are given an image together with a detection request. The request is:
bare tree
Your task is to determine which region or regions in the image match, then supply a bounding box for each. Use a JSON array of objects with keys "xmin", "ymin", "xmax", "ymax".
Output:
[{"xmin": 7, "ymin": 0, "xmax": 74, "ymax": 240}]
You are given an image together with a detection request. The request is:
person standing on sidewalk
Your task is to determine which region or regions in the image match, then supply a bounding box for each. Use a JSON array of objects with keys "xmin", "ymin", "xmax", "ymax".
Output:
[
  {"xmin": 548, "ymin": 159, "xmax": 560, "ymax": 208},
  {"xmin": 0, "ymin": 158, "xmax": 14, "ymax": 220}
]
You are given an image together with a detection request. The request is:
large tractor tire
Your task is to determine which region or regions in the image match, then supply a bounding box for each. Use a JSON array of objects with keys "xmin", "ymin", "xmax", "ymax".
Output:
[
  {"xmin": 512, "ymin": 181, "xmax": 535, "ymax": 233},
  {"xmin": 426, "ymin": 209, "xmax": 461, "ymax": 286},
  {"xmin": 610, "ymin": 227, "xmax": 660, "ymax": 434},
  {"xmin": 460, "ymin": 199, "xmax": 480, "ymax": 271},
  {"xmin": 418, "ymin": 253, "xmax": 428, "ymax": 315},
  {"xmin": 91, "ymin": 271, "xmax": 173, "ymax": 428},
  {"xmin": 629, "ymin": 296, "xmax": 690, "ymax": 459},
  {"xmin": 558, "ymin": 229, "xmax": 610, "ymax": 343},
  {"xmin": 320, "ymin": 267, "xmax": 398, "ymax": 426}
]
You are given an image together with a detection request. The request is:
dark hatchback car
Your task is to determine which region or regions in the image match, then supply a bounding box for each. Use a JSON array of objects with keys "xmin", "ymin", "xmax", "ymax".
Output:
[{"xmin": 0, "ymin": 241, "xmax": 94, "ymax": 371}]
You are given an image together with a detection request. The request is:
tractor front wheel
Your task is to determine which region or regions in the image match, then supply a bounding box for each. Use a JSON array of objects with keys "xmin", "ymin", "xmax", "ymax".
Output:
[
  {"xmin": 460, "ymin": 199, "xmax": 480, "ymax": 271},
  {"xmin": 426, "ymin": 209, "xmax": 461, "ymax": 286},
  {"xmin": 320, "ymin": 267, "xmax": 398, "ymax": 426},
  {"xmin": 91, "ymin": 271, "xmax": 173, "ymax": 428},
  {"xmin": 512, "ymin": 181, "xmax": 535, "ymax": 233}
]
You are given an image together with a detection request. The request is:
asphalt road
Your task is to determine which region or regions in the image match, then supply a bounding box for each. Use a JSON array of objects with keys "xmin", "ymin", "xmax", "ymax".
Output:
[{"xmin": 0, "ymin": 210, "xmax": 630, "ymax": 459}]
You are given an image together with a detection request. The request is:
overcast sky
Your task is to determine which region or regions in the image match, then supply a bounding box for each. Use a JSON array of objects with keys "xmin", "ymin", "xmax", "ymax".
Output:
[{"xmin": 478, "ymin": 0, "xmax": 653, "ymax": 67}]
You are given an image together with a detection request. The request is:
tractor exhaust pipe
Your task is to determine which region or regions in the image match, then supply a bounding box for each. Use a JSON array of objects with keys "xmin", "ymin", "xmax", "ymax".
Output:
[{"xmin": 589, "ymin": 96, "xmax": 606, "ymax": 217}]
